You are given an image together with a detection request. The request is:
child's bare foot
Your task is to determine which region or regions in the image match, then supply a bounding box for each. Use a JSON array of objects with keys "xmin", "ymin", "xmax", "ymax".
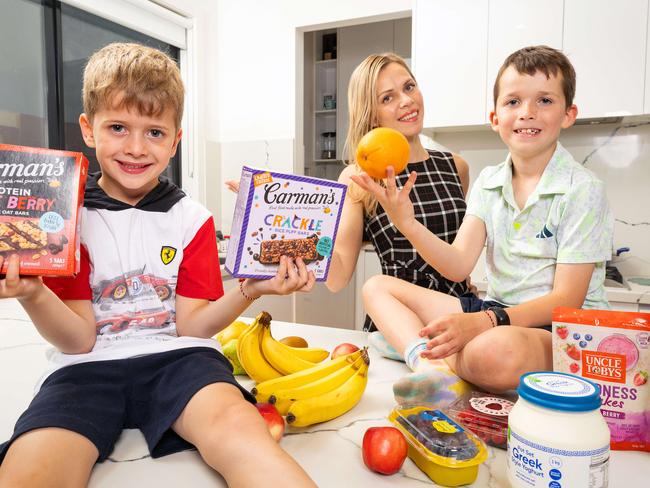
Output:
[{"xmin": 393, "ymin": 358, "xmax": 472, "ymax": 408}]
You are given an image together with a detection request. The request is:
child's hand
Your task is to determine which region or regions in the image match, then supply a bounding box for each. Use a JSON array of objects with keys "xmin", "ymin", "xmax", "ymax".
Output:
[
  {"xmin": 0, "ymin": 254, "xmax": 44, "ymax": 301},
  {"xmin": 418, "ymin": 312, "xmax": 492, "ymax": 359},
  {"xmin": 349, "ymin": 166, "xmax": 418, "ymax": 236},
  {"xmin": 247, "ymin": 256, "xmax": 315, "ymax": 297}
]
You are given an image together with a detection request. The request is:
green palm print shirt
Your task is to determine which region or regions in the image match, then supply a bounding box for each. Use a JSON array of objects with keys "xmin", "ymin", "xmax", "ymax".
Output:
[{"xmin": 465, "ymin": 142, "xmax": 612, "ymax": 310}]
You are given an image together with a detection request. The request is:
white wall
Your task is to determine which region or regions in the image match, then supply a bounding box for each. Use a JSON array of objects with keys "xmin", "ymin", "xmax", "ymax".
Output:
[
  {"xmin": 214, "ymin": 0, "xmax": 412, "ymax": 142},
  {"xmin": 161, "ymin": 0, "xmax": 412, "ymax": 232}
]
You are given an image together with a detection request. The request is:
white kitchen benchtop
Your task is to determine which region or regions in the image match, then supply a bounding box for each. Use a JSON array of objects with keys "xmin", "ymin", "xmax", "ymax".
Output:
[{"xmin": 1, "ymin": 299, "xmax": 648, "ymax": 487}]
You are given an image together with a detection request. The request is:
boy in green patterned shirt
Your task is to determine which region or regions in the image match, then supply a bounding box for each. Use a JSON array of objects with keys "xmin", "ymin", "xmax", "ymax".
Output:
[{"xmin": 352, "ymin": 45, "xmax": 612, "ymax": 402}]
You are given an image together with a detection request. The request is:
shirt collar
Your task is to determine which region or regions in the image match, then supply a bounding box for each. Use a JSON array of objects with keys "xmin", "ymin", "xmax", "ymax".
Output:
[{"xmin": 482, "ymin": 142, "xmax": 573, "ymax": 196}]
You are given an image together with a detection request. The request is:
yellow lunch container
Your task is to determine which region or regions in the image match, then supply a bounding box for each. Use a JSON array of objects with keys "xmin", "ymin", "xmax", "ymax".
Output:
[{"xmin": 389, "ymin": 404, "xmax": 488, "ymax": 486}]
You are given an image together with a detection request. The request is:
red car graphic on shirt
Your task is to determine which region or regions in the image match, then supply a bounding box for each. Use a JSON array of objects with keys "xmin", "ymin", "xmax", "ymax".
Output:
[
  {"xmin": 95, "ymin": 308, "xmax": 170, "ymax": 334},
  {"xmin": 93, "ymin": 268, "xmax": 174, "ymax": 303}
]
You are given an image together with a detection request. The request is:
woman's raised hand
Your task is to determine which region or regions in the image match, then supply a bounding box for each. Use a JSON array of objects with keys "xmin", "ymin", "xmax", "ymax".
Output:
[{"xmin": 349, "ymin": 166, "xmax": 418, "ymax": 236}]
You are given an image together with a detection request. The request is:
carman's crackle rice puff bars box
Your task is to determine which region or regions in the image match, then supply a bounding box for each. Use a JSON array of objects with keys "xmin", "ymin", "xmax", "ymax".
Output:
[
  {"xmin": 0, "ymin": 144, "xmax": 88, "ymax": 276},
  {"xmin": 226, "ymin": 166, "xmax": 346, "ymax": 281},
  {"xmin": 552, "ymin": 307, "xmax": 650, "ymax": 452}
]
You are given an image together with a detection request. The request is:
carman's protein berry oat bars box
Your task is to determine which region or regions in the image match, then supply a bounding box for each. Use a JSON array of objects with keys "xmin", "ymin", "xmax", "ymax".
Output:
[
  {"xmin": 225, "ymin": 166, "xmax": 346, "ymax": 281},
  {"xmin": 0, "ymin": 144, "xmax": 88, "ymax": 276},
  {"xmin": 552, "ymin": 307, "xmax": 650, "ymax": 452}
]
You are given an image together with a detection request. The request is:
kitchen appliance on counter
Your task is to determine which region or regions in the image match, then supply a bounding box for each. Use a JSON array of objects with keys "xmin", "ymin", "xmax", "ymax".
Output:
[
  {"xmin": 320, "ymin": 132, "xmax": 336, "ymax": 159},
  {"xmin": 605, "ymin": 247, "xmax": 631, "ymax": 289}
]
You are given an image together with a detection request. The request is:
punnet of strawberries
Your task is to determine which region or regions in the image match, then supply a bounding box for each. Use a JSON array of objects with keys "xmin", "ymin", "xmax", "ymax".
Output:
[{"xmin": 446, "ymin": 391, "xmax": 518, "ymax": 450}]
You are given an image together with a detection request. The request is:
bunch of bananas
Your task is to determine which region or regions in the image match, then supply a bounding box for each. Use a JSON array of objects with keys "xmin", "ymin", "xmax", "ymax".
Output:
[
  {"xmin": 236, "ymin": 311, "xmax": 330, "ymax": 383},
  {"xmin": 251, "ymin": 347, "xmax": 370, "ymax": 427}
]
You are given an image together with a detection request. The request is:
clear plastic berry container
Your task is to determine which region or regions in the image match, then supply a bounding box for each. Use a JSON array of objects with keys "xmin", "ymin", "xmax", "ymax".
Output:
[
  {"xmin": 388, "ymin": 404, "xmax": 487, "ymax": 486},
  {"xmin": 446, "ymin": 390, "xmax": 517, "ymax": 450}
]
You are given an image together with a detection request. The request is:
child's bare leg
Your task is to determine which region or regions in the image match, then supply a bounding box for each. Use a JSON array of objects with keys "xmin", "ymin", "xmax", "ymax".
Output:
[
  {"xmin": 362, "ymin": 275, "xmax": 462, "ymax": 355},
  {"xmin": 173, "ymin": 383, "xmax": 316, "ymax": 488},
  {"xmin": 448, "ymin": 326, "xmax": 552, "ymax": 392},
  {"xmin": 0, "ymin": 428, "xmax": 97, "ymax": 488},
  {"xmin": 363, "ymin": 275, "xmax": 472, "ymax": 406}
]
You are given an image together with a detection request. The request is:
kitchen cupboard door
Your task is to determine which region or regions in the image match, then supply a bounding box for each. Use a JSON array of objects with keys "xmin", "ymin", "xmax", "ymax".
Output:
[
  {"xmin": 564, "ymin": 0, "xmax": 648, "ymax": 118},
  {"xmin": 354, "ymin": 249, "xmax": 382, "ymax": 330},
  {"xmin": 413, "ymin": 0, "xmax": 488, "ymax": 128},
  {"xmin": 337, "ymin": 21, "xmax": 396, "ymax": 160},
  {"xmin": 486, "ymin": 0, "xmax": 563, "ymax": 116},
  {"xmin": 295, "ymin": 280, "xmax": 357, "ymax": 330}
]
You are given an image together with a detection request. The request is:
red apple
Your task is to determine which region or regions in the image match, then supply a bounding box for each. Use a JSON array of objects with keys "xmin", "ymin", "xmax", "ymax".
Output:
[
  {"xmin": 331, "ymin": 342, "xmax": 360, "ymax": 360},
  {"xmin": 362, "ymin": 426, "xmax": 408, "ymax": 475},
  {"xmin": 255, "ymin": 402, "xmax": 285, "ymax": 442}
]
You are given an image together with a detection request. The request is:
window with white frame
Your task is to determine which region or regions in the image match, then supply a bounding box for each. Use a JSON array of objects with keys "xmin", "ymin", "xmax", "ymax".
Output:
[{"xmin": 0, "ymin": 0, "xmax": 190, "ymax": 185}]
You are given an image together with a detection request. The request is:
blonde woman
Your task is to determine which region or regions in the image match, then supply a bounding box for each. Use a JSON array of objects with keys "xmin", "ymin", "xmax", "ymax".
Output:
[{"xmin": 325, "ymin": 53, "xmax": 474, "ymax": 405}]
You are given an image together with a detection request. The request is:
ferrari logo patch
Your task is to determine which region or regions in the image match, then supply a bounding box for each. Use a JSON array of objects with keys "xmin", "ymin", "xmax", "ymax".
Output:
[{"xmin": 160, "ymin": 246, "xmax": 177, "ymax": 265}]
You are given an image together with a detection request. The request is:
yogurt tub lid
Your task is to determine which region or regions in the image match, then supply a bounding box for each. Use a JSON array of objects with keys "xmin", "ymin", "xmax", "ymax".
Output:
[{"xmin": 517, "ymin": 372, "xmax": 601, "ymax": 412}]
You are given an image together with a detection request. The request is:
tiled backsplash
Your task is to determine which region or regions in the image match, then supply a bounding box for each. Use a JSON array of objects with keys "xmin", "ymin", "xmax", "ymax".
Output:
[{"xmin": 429, "ymin": 121, "xmax": 650, "ymax": 276}]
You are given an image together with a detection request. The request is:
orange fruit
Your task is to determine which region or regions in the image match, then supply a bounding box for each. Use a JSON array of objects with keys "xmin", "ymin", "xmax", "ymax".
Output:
[{"xmin": 355, "ymin": 127, "xmax": 410, "ymax": 179}]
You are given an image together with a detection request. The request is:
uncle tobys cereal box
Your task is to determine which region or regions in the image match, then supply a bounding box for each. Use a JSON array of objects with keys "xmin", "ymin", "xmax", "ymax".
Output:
[
  {"xmin": 552, "ymin": 307, "xmax": 650, "ymax": 452},
  {"xmin": 226, "ymin": 166, "xmax": 346, "ymax": 281},
  {"xmin": 0, "ymin": 144, "xmax": 88, "ymax": 276}
]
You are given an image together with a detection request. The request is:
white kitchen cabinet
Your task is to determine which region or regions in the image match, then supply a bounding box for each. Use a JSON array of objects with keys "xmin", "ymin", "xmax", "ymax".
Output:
[
  {"xmin": 486, "ymin": 0, "xmax": 563, "ymax": 115},
  {"xmin": 354, "ymin": 248, "xmax": 382, "ymax": 330},
  {"xmin": 414, "ymin": 0, "xmax": 650, "ymax": 128},
  {"xmin": 221, "ymin": 274, "xmax": 294, "ymax": 322},
  {"xmin": 563, "ymin": 0, "xmax": 648, "ymax": 118},
  {"xmin": 222, "ymin": 272, "xmax": 356, "ymax": 328},
  {"xmin": 609, "ymin": 301, "xmax": 641, "ymax": 312},
  {"xmin": 295, "ymin": 279, "xmax": 357, "ymax": 330},
  {"xmin": 413, "ymin": 0, "xmax": 488, "ymax": 128}
]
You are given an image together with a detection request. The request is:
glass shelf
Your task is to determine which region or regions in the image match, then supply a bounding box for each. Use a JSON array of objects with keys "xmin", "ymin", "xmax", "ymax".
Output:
[{"xmin": 315, "ymin": 109, "xmax": 336, "ymax": 115}]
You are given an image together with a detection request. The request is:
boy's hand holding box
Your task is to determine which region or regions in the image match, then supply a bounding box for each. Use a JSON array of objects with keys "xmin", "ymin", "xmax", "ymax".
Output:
[{"xmin": 226, "ymin": 167, "xmax": 346, "ymax": 281}]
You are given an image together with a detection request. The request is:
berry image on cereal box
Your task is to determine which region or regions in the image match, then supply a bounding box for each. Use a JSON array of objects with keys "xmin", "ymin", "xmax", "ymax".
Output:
[
  {"xmin": 0, "ymin": 144, "xmax": 88, "ymax": 276},
  {"xmin": 225, "ymin": 166, "xmax": 346, "ymax": 281}
]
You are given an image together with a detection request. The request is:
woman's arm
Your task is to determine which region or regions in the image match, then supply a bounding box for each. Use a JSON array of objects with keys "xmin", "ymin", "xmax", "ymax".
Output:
[{"xmin": 325, "ymin": 165, "xmax": 365, "ymax": 293}]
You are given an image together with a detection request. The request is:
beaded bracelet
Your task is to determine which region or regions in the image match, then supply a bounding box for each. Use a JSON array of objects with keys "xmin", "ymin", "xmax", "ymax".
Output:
[
  {"xmin": 239, "ymin": 279, "xmax": 257, "ymax": 302},
  {"xmin": 483, "ymin": 310, "xmax": 496, "ymax": 328}
]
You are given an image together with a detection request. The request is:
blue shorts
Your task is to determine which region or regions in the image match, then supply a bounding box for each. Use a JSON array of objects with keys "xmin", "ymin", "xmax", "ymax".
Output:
[
  {"xmin": 0, "ymin": 347, "xmax": 255, "ymax": 463},
  {"xmin": 459, "ymin": 294, "xmax": 551, "ymax": 332}
]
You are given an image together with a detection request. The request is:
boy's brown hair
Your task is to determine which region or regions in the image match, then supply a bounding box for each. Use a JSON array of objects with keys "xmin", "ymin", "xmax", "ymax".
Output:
[
  {"xmin": 493, "ymin": 45, "xmax": 576, "ymax": 108},
  {"xmin": 82, "ymin": 43, "xmax": 184, "ymax": 128}
]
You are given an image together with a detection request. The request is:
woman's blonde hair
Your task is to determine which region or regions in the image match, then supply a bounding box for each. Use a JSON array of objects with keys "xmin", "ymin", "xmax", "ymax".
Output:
[
  {"xmin": 344, "ymin": 53, "xmax": 415, "ymax": 215},
  {"xmin": 82, "ymin": 43, "xmax": 184, "ymax": 129}
]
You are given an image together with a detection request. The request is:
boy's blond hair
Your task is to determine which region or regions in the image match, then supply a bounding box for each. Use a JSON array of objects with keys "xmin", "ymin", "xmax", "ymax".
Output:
[
  {"xmin": 82, "ymin": 42, "xmax": 184, "ymax": 128},
  {"xmin": 345, "ymin": 53, "xmax": 415, "ymax": 215},
  {"xmin": 493, "ymin": 45, "xmax": 576, "ymax": 109}
]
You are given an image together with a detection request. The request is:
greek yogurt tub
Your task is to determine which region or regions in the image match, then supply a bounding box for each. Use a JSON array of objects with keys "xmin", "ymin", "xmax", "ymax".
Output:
[{"xmin": 507, "ymin": 372, "xmax": 610, "ymax": 488}]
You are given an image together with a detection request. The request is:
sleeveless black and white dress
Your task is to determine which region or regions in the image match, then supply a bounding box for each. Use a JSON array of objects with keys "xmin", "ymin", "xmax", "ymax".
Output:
[{"xmin": 363, "ymin": 150, "xmax": 469, "ymax": 331}]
